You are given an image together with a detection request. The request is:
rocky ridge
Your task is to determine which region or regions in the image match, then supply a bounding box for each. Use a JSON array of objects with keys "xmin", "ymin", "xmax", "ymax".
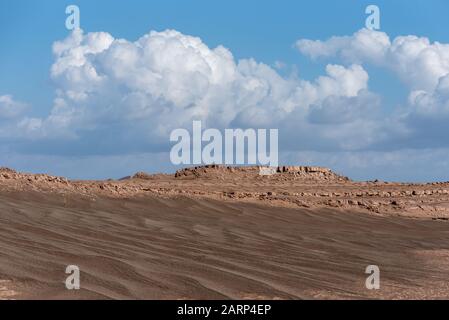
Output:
[{"xmin": 1, "ymin": 166, "xmax": 449, "ymax": 219}]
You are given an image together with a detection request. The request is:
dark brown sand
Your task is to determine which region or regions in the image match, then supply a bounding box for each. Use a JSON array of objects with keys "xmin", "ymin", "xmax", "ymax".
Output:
[{"xmin": 1, "ymin": 189, "xmax": 448, "ymax": 299}]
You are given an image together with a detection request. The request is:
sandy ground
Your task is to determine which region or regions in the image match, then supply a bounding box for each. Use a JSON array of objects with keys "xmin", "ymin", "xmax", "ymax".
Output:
[{"xmin": 0, "ymin": 165, "xmax": 449, "ymax": 299}]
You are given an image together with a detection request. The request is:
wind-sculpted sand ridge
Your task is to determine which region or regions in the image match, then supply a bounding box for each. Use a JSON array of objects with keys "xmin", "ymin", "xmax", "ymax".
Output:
[
  {"xmin": 1, "ymin": 190, "xmax": 449, "ymax": 299},
  {"xmin": 1, "ymin": 165, "xmax": 449, "ymax": 299}
]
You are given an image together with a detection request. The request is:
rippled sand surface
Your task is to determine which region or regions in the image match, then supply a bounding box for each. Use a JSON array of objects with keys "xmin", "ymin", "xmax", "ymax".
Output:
[{"xmin": 1, "ymin": 191, "xmax": 448, "ymax": 299}]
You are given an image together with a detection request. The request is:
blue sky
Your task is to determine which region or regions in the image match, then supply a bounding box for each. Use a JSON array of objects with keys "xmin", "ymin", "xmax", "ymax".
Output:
[
  {"xmin": 1, "ymin": 0, "xmax": 449, "ymax": 181},
  {"xmin": 2, "ymin": 0, "xmax": 448, "ymax": 116}
]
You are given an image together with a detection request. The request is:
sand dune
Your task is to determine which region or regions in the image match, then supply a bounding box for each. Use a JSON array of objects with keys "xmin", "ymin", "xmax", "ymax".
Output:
[{"xmin": 0, "ymin": 166, "xmax": 449, "ymax": 299}]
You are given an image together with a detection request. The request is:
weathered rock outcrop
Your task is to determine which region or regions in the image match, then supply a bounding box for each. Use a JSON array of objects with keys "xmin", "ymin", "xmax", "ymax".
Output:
[
  {"xmin": 1, "ymin": 165, "xmax": 449, "ymax": 219},
  {"xmin": 174, "ymin": 165, "xmax": 349, "ymax": 182}
]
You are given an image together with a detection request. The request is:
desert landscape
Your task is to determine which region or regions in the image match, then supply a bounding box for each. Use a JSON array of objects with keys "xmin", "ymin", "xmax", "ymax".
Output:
[{"xmin": 0, "ymin": 165, "xmax": 448, "ymax": 299}]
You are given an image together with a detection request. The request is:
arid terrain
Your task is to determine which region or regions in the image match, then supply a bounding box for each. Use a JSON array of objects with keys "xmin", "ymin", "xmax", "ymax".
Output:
[{"xmin": 0, "ymin": 165, "xmax": 449, "ymax": 299}]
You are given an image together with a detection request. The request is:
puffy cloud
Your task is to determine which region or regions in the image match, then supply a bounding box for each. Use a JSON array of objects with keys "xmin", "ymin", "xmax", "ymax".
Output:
[
  {"xmin": 308, "ymin": 90, "xmax": 381, "ymax": 125},
  {"xmin": 408, "ymin": 74, "xmax": 449, "ymax": 115},
  {"xmin": 388, "ymin": 36, "xmax": 449, "ymax": 91},
  {"xmin": 0, "ymin": 95, "xmax": 29, "ymax": 140},
  {"xmin": 296, "ymin": 28, "xmax": 449, "ymax": 150},
  {"xmin": 14, "ymin": 28, "xmax": 373, "ymax": 155},
  {"xmin": 394, "ymin": 74, "xmax": 449, "ymax": 148},
  {"xmin": 232, "ymin": 62, "xmax": 370, "ymax": 127},
  {"xmin": 0, "ymin": 95, "xmax": 28, "ymax": 120},
  {"xmin": 296, "ymin": 29, "xmax": 391, "ymax": 64},
  {"xmin": 296, "ymin": 28, "xmax": 449, "ymax": 92}
]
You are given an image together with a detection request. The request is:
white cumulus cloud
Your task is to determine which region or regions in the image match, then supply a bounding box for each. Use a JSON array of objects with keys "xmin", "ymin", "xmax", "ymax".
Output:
[
  {"xmin": 14, "ymin": 28, "xmax": 373, "ymax": 154},
  {"xmin": 296, "ymin": 28, "xmax": 449, "ymax": 149},
  {"xmin": 296, "ymin": 28, "xmax": 449, "ymax": 92},
  {"xmin": 0, "ymin": 95, "xmax": 28, "ymax": 120}
]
